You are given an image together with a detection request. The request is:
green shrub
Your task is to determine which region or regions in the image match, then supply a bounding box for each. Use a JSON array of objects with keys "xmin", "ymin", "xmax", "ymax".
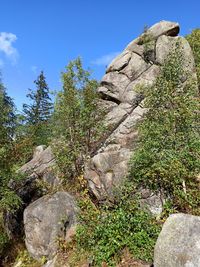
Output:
[
  {"xmin": 15, "ymin": 249, "xmax": 44, "ymax": 267},
  {"xmin": 129, "ymin": 41, "xmax": 200, "ymax": 214},
  {"xmin": 76, "ymin": 185, "xmax": 160, "ymax": 266},
  {"xmin": 52, "ymin": 58, "xmax": 105, "ymax": 182},
  {"xmin": 186, "ymin": 29, "xmax": 200, "ymax": 90},
  {"xmin": 0, "ymin": 223, "xmax": 9, "ymax": 256}
]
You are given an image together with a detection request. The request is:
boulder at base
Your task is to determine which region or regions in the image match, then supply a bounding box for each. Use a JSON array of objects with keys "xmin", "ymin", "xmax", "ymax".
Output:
[
  {"xmin": 154, "ymin": 213, "xmax": 200, "ymax": 267},
  {"xmin": 24, "ymin": 192, "xmax": 77, "ymax": 260},
  {"xmin": 4, "ymin": 146, "xmax": 58, "ymax": 238}
]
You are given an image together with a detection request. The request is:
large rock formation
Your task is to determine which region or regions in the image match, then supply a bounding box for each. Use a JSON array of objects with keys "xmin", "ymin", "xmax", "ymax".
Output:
[
  {"xmin": 12, "ymin": 22, "xmax": 196, "ymax": 207},
  {"xmin": 8, "ymin": 21, "xmax": 198, "ymax": 266},
  {"xmin": 85, "ymin": 20, "xmax": 196, "ymax": 201},
  {"xmin": 4, "ymin": 146, "xmax": 59, "ymax": 238},
  {"xmin": 24, "ymin": 192, "xmax": 77, "ymax": 260},
  {"xmin": 6, "ymin": 149, "xmax": 77, "ymax": 262},
  {"xmin": 154, "ymin": 213, "xmax": 200, "ymax": 267}
]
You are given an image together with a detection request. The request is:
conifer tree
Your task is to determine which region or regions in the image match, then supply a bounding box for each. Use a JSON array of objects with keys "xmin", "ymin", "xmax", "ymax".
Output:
[
  {"xmin": 22, "ymin": 71, "xmax": 53, "ymax": 146},
  {"xmin": 0, "ymin": 79, "xmax": 16, "ymax": 147},
  {"xmin": 0, "ymin": 76, "xmax": 21, "ymax": 213},
  {"xmin": 0, "ymin": 76, "xmax": 16, "ymax": 173}
]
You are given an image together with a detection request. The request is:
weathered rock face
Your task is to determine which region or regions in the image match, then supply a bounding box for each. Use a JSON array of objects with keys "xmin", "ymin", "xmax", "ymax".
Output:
[
  {"xmin": 24, "ymin": 192, "xmax": 77, "ymax": 260},
  {"xmin": 4, "ymin": 146, "xmax": 59, "ymax": 238},
  {"xmin": 19, "ymin": 145, "xmax": 58, "ymax": 186},
  {"xmin": 154, "ymin": 213, "xmax": 200, "ymax": 267},
  {"xmin": 85, "ymin": 20, "xmax": 196, "ymax": 201},
  {"xmin": 139, "ymin": 189, "xmax": 164, "ymax": 217},
  {"xmin": 15, "ymin": 145, "xmax": 59, "ymax": 206}
]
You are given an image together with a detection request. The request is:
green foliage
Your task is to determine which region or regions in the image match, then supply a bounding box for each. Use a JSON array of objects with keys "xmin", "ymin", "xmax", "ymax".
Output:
[
  {"xmin": 129, "ymin": 41, "xmax": 200, "ymax": 213},
  {"xmin": 186, "ymin": 29, "xmax": 200, "ymax": 90},
  {"xmin": 0, "ymin": 213, "xmax": 9, "ymax": 256},
  {"xmin": 0, "ymin": 76, "xmax": 16, "ymax": 169},
  {"xmin": 0, "ymin": 75, "xmax": 23, "ymax": 257},
  {"xmin": 0, "ymin": 76, "xmax": 22, "ymax": 213},
  {"xmin": 0, "ymin": 231, "xmax": 9, "ymax": 255},
  {"xmin": 76, "ymin": 184, "xmax": 160, "ymax": 266},
  {"xmin": 138, "ymin": 25, "xmax": 152, "ymax": 45},
  {"xmin": 137, "ymin": 25, "xmax": 155, "ymax": 63},
  {"xmin": 0, "ymin": 187, "xmax": 22, "ymax": 212},
  {"xmin": 52, "ymin": 57, "xmax": 105, "ymax": 181},
  {"xmin": 22, "ymin": 71, "xmax": 53, "ymax": 146},
  {"xmin": 1, "ymin": 26, "xmax": 200, "ymax": 267},
  {"xmin": 15, "ymin": 249, "xmax": 44, "ymax": 267},
  {"xmin": 0, "ymin": 79, "xmax": 16, "ymax": 146}
]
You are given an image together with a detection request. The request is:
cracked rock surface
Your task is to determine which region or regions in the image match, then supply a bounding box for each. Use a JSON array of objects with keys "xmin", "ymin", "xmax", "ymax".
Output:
[
  {"xmin": 154, "ymin": 213, "xmax": 200, "ymax": 267},
  {"xmin": 85, "ymin": 20, "xmax": 196, "ymax": 200},
  {"xmin": 19, "ymin": 145, "xmax": 58, "ymax": 185},
  {"xmin": 4, "ymin": 146, "xmax": 60, "ymax": 238},
  {"xmin": 24, "ymin": 192, "xmax": 77, "ymax": 260}
]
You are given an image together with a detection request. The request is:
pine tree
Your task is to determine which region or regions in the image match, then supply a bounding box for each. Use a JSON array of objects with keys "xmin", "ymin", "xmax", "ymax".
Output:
[
  {"xmin": 0, "ymin": 76, "xmax": 16, "ymax": 173},
  {"xmin": 129, "ymin": 42, "xmax": 200, "ymax": 213},
  {"xmin": 0, "ymin": 76, "xmax": 21, "ymax": 214},
  {"xmin": 0, "ymin": 79, "xmax": 16, "ymax": 147},
  {"xmin": 22, "ymin": 71, "xmax": 53, "ymax": 146}
]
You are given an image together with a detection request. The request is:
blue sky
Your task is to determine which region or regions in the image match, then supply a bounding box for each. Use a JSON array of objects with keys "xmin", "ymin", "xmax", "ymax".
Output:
[{"xmin": 0, "ymin": 0, "xmax": 200, "ymax": 110}]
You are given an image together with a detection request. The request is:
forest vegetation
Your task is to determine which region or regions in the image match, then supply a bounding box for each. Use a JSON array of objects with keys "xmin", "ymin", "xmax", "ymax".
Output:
[{"xmin": 0, "ymin": 28, "xmax": 200, "ymax": 266}]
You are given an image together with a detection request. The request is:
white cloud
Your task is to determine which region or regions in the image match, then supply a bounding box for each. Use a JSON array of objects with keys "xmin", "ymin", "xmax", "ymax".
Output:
[
  {"xmin": 31, "ymin": 65, "xmax": 38, "ymax": 74},
  {"xmin": 0, "ymin": 32, "xmax": 19, "ymax": 64},
  {"xmin": 92, "ymin": 51, "xmax": 120, "ymax": 66}
]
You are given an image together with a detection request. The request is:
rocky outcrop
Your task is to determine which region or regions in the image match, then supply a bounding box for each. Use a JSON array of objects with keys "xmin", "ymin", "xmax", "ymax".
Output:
[
  {"xmin": 154, "ymin": 213, "xmax": 200, "ymax": 267},
  {"xmin": 125, "ymin": 21, "xmax": 179, "ymax": 49},
  {"xmin": 4, "ymin": 146, "xmax": 59, "ymax": 238},
  {"xmin": 6, "ymin": 149, "xmax": 77, "ymax": 262},
  {"xmin": 8, "ymin": 21, "xmax": 198, "ymax": 266},
  {"xmin": 24, "ymin": 192, "xmax": 77, "ymax": 260},
  {"xmin": 19, "ymin": 145, "xmax": 58, "ymax": 186},
  {"xmin": 85, "ymin": 20, "xmax": 196, "ymax": 201}
]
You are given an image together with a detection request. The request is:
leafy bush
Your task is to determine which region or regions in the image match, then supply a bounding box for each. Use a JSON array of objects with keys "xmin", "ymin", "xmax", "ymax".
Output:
[
  {"xmin": 52, "ymin": 58, "xmax": 105, "ymax": 182},
  {"xmin": 0, "ymin": 214, "xmax": 9, "ymax": 256},
  {"xmin": 0, "ymin": 78, "xmax": 23, "ymax": 214},
  {"xmin": 0, "ymin": 172, "xmax": 22, "ymax": 255},
  {"xmin": 138, "ymin": 25, "xmax": 155, "ymax": 63},
  {"xmin": 75, "ymin": 184, "xmax": 160, "ymax": 266},
  {"xmin": 15, "ymin": 249, "xmax": 44, "ymax": 267},
  {"xmin": 186, "ymin": 29, "xmax": 200, "ymax": 90},
  {"xmin": 129, "ymin": 41, "xmax": 200, "ymax": 213}
]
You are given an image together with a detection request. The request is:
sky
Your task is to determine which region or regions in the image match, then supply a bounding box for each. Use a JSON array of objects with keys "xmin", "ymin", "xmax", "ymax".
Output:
[{"xmin": 0, "ymin": 0, "xmax": 200, "ymax": 111}]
